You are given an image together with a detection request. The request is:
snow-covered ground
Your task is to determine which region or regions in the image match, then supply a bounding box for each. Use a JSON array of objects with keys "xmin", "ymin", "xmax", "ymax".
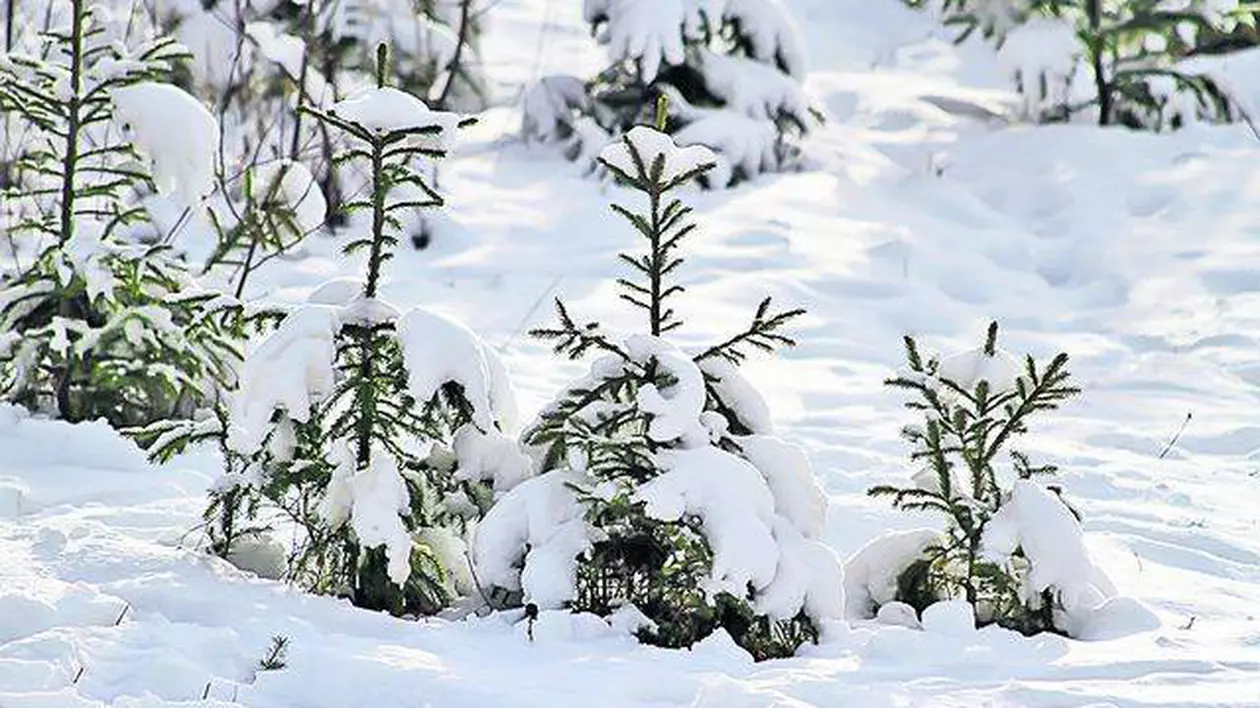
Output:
[{"xmin": 4, "ymin": 1, "xmax": 1260, "ymax": 705}]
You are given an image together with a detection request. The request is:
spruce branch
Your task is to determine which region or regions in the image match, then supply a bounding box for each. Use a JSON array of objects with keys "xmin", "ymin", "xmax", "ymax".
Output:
[{"xmin": 695, "ymin": 297, "xmax": 805, "ymax": 364}]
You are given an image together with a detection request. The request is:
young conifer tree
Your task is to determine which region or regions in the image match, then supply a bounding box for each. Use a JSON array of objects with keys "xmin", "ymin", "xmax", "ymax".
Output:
[
  {"xmin": 215, "ymin": 45, "xmax": 524, "ymax": 615},
  {"xmin": 0, "ymin": 0, "xmax": 242, "ymax": 430},
  {"xmin": 475, "ymin": 105, "xmax": 844, "ymax": 660},
  {"xmin": 864, "ymin": 323, "xmax": 1118, "ymax": 637},
  {"xmin": 522, "ymin": 0, "xmax": 820, "ymax": 186}
]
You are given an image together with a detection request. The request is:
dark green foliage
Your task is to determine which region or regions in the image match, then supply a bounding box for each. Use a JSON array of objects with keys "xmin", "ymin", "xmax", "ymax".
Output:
[
  {"xmin": 257, "ymin": 636, "xmax": 290, "ymax": 671},
  {"xmin": 870, "ymin": 322, "xmax": 1083, "ymax": 634}
]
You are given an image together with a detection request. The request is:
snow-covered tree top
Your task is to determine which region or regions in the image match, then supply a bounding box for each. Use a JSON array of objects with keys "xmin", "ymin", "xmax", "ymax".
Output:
[
  {"xmin": 331, "ymin": 87, "xmax": 461, "ymax": 137},
  {"xmin": 598, "ymin": 126, "xmax": 717, "ymax": 187}
]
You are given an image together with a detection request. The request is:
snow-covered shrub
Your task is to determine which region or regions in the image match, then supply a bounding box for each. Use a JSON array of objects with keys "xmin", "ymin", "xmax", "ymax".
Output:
[
  {"xmin": 474, "ymin": 126, "xmax": 843, "ymax": 660},
  {"xmin": 864, "ymin": 322, "xmax": 1120, "ymax": 637},
  {"xmin": 0, "ymin": 0, "xmax": 244, "ymax": 429},
  {"xmin": 907, "ymin": 0, "xmax": 1251, "ymax": 129},
  {"xmin": 522, "ymin": 0, "xmax": 821, "ymax": 187},
  {"xmin": 208, "ymin": 50, "xmax": 522, "ymax": 616}
]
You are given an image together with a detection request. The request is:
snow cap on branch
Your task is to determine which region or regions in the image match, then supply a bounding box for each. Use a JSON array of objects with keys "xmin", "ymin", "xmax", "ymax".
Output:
[
  {"xmin": 112, "ymin": 82, "xmax": 218, "ymax": 204},
  {"xmin": 332, "ymin": 87, "xmax": 461, "ymax": 139},
  {"xmin": 598, "ymin": 125, "xmax": 717, "ymax": 187}
]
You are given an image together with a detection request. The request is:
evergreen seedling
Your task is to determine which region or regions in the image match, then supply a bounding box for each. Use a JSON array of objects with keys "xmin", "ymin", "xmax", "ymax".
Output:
[
  {"xmin": 870, "ymin": 322, "xmax": 1085, "ymax": 635},
  {"xmin": 509, "ymin": 122, "xmax": 838, "ymax": 660},
  {"xmin": 212, "ymin": 45, "xmax": 517, "ymax": 617}
]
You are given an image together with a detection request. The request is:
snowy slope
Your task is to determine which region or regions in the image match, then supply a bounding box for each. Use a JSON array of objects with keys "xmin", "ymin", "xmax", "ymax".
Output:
[{"xmin": 4, "ymin": 0, "xmax": 1260, "ymax": 706}]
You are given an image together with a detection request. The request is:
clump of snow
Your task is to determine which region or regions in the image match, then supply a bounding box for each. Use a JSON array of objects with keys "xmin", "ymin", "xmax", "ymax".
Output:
[
  {"xmin": 843, "ymin": 529, "xmax": 942, "ymax": 619},
  {"xmin": 995, "ymin": 16, "xmax": 1082, "ymax": 119},
  {"xmin": 722, "ymin": 0, "xmax": 807, "ymax": 79},
  {"xmin": 416, "ymin": 526, "xmax": 475, "ymax": 595},
  {"xmin": 306, "ymin": 278, "xmax": 363, "ymax": 306},
  {"xmin": 700, "ymin": 358, "xmax": 773, "ymax": 435},
  {"xmin": 223, "ymin": 532, "xmax": 287, "ymax": 580},
  {"xmin": 876, "ymin": 601, "xmax": 922, "ymax": 629},
  {"xmin": 244, "ymin": 21, "xmax": 305, "ymax": 78},
  {"xmin": 322, "ymin": 445, "xmax": 414, "ymax": 585},
  {"xmin": 636, "ymin": 446, "xmax": 779, "ymax": 598},
  {"xmin": 697, "ymin": 49, "xmax": 812, "ymax": 126},
  {"xmin": 981, "ymin": 480, "xmax": 1115, "ymax": 616},
  {"xmin": 111, "ymin": 82, "xmax": 218, "ymax": 204},
  {"xmin": 472, "ymin": 470, "xmax": 592, "ymax": 608},
  {"xmin": 607, "ymin": 603, "xmax": 657, "ymax": 635},
  {"xmin": 331, "ymin": 87, "xmax": 460, "ymax": 141},
  {"xmin": 226, "ymin": 305, "xmax": 339, "ymax": 454},
  {"xmin": 599, "ymin": 125, "xmax": 717, "ymax": 185},
  {"xmin": 934, "ymin": 344, "xmax": 1022, "ymax": 394},
  {"xmin": 593, "ymin": 0, "xmax": 698, "ymax": 82},
  {"xmin": 671, "ymin": 110, "xmax": 777, "ymax": 187},
  {"xmin": 626, "ymin": 336, "xmax": 708, "ymax": 444},
  {"xmin": 453, "ymin": 424, "xmax": 533, "ymax": 493},
  {"xmin": 249, "ymin": 159, "xmax": 328, "ymax": 235},
  {"xmin": 397, "ymin": 308, "xmax": 513, "ymax": 430},
  {"xmin": 921, "ymin": 599, "xmax": 975, "ymax": 636},
  {"xmin": 754, "ymin": 517, "xmax": 845, "ymax": 622},
  {"xmin": 521, "ymin": 75, "xmax": 590, "ymax": 143},
  {"xmin": 736, "ymin": 435, "xmax": 826, "ymax": 539}
]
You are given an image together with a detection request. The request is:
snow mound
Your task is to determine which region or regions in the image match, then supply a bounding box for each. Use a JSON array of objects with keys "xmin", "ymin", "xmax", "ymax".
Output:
[
  {"xmin": 921, "ymin": 599, "xmax": 975, "ymax": 636},
  {"xmin": 111, "ymin": 82, "xmax": 218, "ymax": 204}
]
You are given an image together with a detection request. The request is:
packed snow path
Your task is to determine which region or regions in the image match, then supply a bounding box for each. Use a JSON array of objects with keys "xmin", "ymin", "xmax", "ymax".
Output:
[{"xmin": 4, "ymin": 0, "xmax": 1260, "ymax": 706}]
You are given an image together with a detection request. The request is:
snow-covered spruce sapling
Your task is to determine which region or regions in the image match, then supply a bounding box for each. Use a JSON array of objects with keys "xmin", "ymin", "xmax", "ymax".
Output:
[
  {"xmin": 0, "ymin": 0, "xmax": 243, "ymax": 429},
  {"xmin": 218, "ymin": 46, "xmax": 523, "ymax": 616},
  {"xmin": 867, "ymin": 322, "xmax": 1108, "ymax": 636},
  {"xmin": 522, "ymin": 0, "xmax": 821, "ymax": 186},
  {"xmin": 475, "ymin": 124, "xmax": 843, "ymax": 660},
  {"xmin": 906, "ymin": 0, "xmax": 1245, "ymax": 129}
]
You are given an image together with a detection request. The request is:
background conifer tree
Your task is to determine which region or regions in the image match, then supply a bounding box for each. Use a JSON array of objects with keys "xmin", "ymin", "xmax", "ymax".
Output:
[
  {"xmin": 905, "ymin": 0, "xmax": 1254, "ymax": 128},
  {"xmin": 522, "ymin": 0, "xmax": 820, "ymax": 186},
  {"xmin": 0, "ymin": 0, "xmax": 243, "ymax": 430}
]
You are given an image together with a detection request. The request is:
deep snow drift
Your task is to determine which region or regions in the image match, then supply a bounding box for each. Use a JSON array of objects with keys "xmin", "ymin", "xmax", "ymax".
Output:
[{"xmin": 3, "ymin": 0, "xmax": 1260, "ymax": 706}]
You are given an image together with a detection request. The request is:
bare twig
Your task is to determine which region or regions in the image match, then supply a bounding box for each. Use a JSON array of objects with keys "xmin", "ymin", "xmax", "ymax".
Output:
[{"xmin": 1157, "ymin": 412, "xmax": 1192, "ymax": 460}]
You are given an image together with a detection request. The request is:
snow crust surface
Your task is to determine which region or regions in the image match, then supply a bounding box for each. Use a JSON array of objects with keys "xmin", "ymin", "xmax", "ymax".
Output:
[{"xmin": 4, "ymin": 0, "xmax": 1260, "ymax": 706}]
